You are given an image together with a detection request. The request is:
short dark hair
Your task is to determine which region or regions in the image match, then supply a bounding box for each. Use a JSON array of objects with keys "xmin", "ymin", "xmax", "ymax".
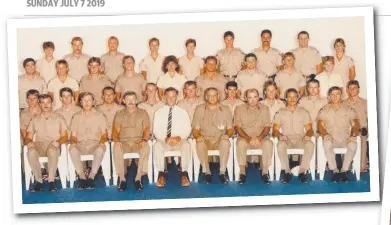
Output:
[
  {"xmin": 184, "ymin": 80, "xmax": 197, "ymax": 88},
  {"xmin": 26, "ymin": 89, "xmax": 39, "ymax": 99},
  {"xmin": 102, "ymin": 86, "xmax": 115, "ymax": 95},
  {"xmin": 224, "ymin": 31, "xmax": 235, "ymax": 39},
  {"xmin": 149, "ymin": 37, "xmax": 160, "ymax": 46},
  {"xmin": 244, "ymin": 53, "xmax": 257, "ymax": 61},
  {"xmin": 56, "ymin": 59, "xmax": 68, "ymax": 67},
  {"xmin": 285, "ymin": 88, "xmax": 299, "ymax": 99},
  {"xmin": 226, "ymin": 81, "xmax": 238, "ymax": 89},
  {"xmin": 42, "ymin": 41, "xmax": 55, "ymax": 50},
  {"xmin": 23, "ymin": 58, "xmax": 35, "ymax": 68},
  {"xmin": 204, "ymin": 56, "xmax": 218, "ymax": 64},
  {"xmin": 245, "ymin": 88, "xmax": 260, "ymax": 98},
  {"xmin": 162, "ymin": 55, "xmax": 179, "ymax": 73},
  {"xmin": 328, "ymin": 86, "xmax": 342, "ymax": 95},
  {"xmin": 79, "ymin": 92, "xmax": 95, "ymax": 102},
  {"xmin": 122, "ymin": 91, "xmax": 137, "ymax": 100},
  {"xmin": 88, "ymin": 57, "xmax": 101, "ymax": 65},
  {"xmin": 282, "ymin": 52, "xmax": 295, "ymax": 60},
  {"xmin": 307, "ymin": 79, "xmax": 320, "ymax": 87},
  {"xmin": 297, "ymin": 31, "xmax": 310, "ymax": 39},
  {"xmin": 38, "ymin": 94, "xmax": 53, "ymax": 103},
  {"xmin": 185, "ymin": 38, "xmax": 196, "ymax": 47},
  {"xmin": 347, "ymin": 80, "xmax": 360, "ymax": 89},
  {"xmin": 71, "ymin": 36, "xmax": 83, "ymax": 45},
  {"xmin": 59, "ymin": 87, "xmax": 73, "ymax": 97},
  {"xmin": 164, "ymin": 87, "xmax": 179, "ymax": 95},
  {"xmin": 122, "ymin": 55, "xmax": 135, "ymax": 65},
  {"xmin": 261, "ymin": 29, "xmax": 272, "ymax": 37}
]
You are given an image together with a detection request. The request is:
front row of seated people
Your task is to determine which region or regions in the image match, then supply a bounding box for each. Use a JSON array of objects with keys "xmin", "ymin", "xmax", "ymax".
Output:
[{"xmin": 23, "ymin": 80, "xmax": 363, "ymax": 192}]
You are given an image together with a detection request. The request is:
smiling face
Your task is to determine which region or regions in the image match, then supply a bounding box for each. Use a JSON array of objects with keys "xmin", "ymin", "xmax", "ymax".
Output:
[
  {"xmin": 44, "ymin": 47, "xmax": 54, "ymax": 58},
  {"xmin": 283, "ymin": 55, "xmax": 295, "ymax": 67},
  {"xmin": 145, "ymin": 84, "xmax": 158, "ymax": 98},
  {"xmin": 123, "ymin": 57, "xmax": 135, "ymax": 72},
  {"xmin": 245, "ymin": 56, "xmax": 257, "ymax": 70},
  {"xmin": 81, "ymin": 94, "xmax": 94, "ymax": 111},
  {"xmin": 123, "ymin": 94, "xmax": 137, "ymax": 108},
  {"xmin": 108, "ymin": 38, "xmax": 118, "ymax": 52},
  {"xmin": 184, "ymin": 84, "xmax": 197, "ymax": 98},
  {"xmin": 334, "ymin": 42, "xmax": 345, "ymax": 53},
  {"xmin": 24, "ymin": 61, "xmax": 36, "ymax": 75},
  {"xmin": 226, "ymin": 86, "xmax": 238, "ymax": 99},
  {"xmin": 60, "ymin": 91, "xmax": 73, "ymax": 105},
  {"xmin": 72, "ymin": 40, "xmax": 83, "ymax": 55},
  {"xmin": 186, "ymin": 42, "xmax": 195, "ymax": 54},
  {"xmin": 261, "ymin": 32, "xmax": 271, "ymax": 46},
  {"xmin": 165, "ymin": 90, "xmax": 178, "ymax": 107},
  {"xmin": 286, "ymin": 91, "xmax": 298, "ymax": 107},
  {"xmin": 247, "ymin": 90, "xmax": 259, "ymax": 107},
  {"xmin": 102, "ymin": 89, "xmax": 115, "ymax": 104},
  {"xmin": 88, "ymin": 61, "xmax": 100, "ymax": 75},
  {"xmin": 205, "ymin": 59, "xmax": 217, "ymax": 73},
  {"xmin": 167, "ymin": 61, "xmax": 177, "ymax": 73},
  {"xmin": 56, "ymin": 63, "xmax": 68, "ymax": 76},
  {"xmin": 307, "ymin": 82, "xmax": 320, "ymax": 96},
  {"xmin": 329, "ymin": 89, "xmax": 342, "ymax": 104},
  {"xmin": 324, "ymin": 60, "xmax": 335, "ymax": 73},
  {"xmin": 265, "ymin": 85, "xmax": 277, "ymax": 100},
  {"xmin": 348, "ymin": 84, "xmax": 359, "ymax": 98},
  {"xmin": 149, "ymin": 40, "xmax": 159, "ymax": 53},
  {"xmin": 206, "ymin": 89, "xmax": 219, "ymax": 105},
  {"xmin": 27, "ymin": 94, "xmax": 39, "ymax": 108}
]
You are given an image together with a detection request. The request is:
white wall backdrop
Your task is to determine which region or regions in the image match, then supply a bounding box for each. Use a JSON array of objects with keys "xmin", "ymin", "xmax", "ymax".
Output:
[{"xmin": 16, "ymin": 16, "xmax": 367, "ymax": 97}]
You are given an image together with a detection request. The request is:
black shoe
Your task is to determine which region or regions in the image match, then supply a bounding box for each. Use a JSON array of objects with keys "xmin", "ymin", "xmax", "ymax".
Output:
[
  {"xmin": 219, "ymin": 173, "xmax": 229, "ymax": 184},
  {"xmin": 77, "ymin": 179, "xmax": 87, "ymax": 190},
  {"xmin": 298, "ymin": 172, "xmax": 309, "ymax": 184},
  {"xmin": 330, "ymin": 172, "xmax": 340, "ymax": 183},
  {"xmin": 340, "ymin": 172, "xmax": 349, "ymax": 182},
  {"xmin": 30, "ymin": 181, "xmax": 43, "ymax": 192},
  {"xmin": 134, "ymin": 180, "xmax": 143, "ymax": 190},
  {"xmin": 205, "ymin": 173, "xmax": 212, "ymax": 184},
  {"xmin": 48, "ymin": 181, "xmax": 57, "ymax": 192},
  {"xmin": 282, "ymin": 172, "xmax": 292, "ymax": 184},
  {"xmin": 262, "ymin": 174, "xmax": 271, "ymax": 185},
  {"xmin": 238, "ymin": 174, "xmax": 246, "ymax": 184},
  {"xmin": 118, "ymin": 180, "xmax": 127, "ymax": 192},
  {"xmin": 86, "ymin": 178, "xmax": 96, "ymax": 190}
]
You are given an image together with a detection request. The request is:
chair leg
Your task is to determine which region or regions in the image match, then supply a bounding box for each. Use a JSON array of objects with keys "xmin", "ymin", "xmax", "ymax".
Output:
[
  {"xmin": 353, "ymin": 136, "xmax": 361, "ymax": 180},
  {"xmin": 191, "ymin": 139, "xmax": 200, "ymax": 182},
  {"xmin": 111, "ymin": 143, "xmax": 118, "ymax": 186},
  {"xmin": 274, "ymin": 144, "xmax": 281, "ymax": 181},
  {"xmin": 67, "ymin": 146, "xmax": 76, "ymax": 188},
  {"xmin": 58, "ymin": 144, "xmax": 68, "ymax": 189},
  {"xmin": 227, "ymin": 138, "xmax": 234, "ymax": 181},
  {"xmin": 24, "ymin": 146, "xmax": 31, "ymax": 190},
  {"xmin": 148, "ymin": 140, "xmax": 154, "ymax": 184},
  {"xmin": 233, "ymin": 138, "xmax": 240, "ymax": 182},
  {"xmin": 317, "ymin": 137, "xmax": 326, "ymax": 180}
]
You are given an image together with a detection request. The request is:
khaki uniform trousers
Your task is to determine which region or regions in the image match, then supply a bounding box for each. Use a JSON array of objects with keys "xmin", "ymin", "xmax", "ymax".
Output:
[
  {"xmin": 236, "ymin": 138, "xmax": 273, "ymax": 173},
  {"xmin": 154, "ymin": 139, "xmax": 191, "ymax": 172},
  {"xmin": 277, "ymin": 138, "xmax": 315, "ymax": 172},
  {"xmin": 69, "ymin": 140, "xmax": 105, "ymax": 179},
  {"xmin": 196, "ymin": 136, "xmax": 230, "ymax": 174},
  {"xmin": 27, "ymin": 141, "xmax": 60, "ymax": 182},
  {"xmin": 323, "ymin": 139, "xmax": 357, "ymax": 172}
]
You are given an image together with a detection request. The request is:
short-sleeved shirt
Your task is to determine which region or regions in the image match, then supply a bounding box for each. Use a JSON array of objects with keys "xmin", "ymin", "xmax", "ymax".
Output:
[
  {"xmin": 195, "ymin": 74, "xmax": 227, "ymax": 100},
  {"xmin": 221, "ymin": 99, "xmax": 245, "ymax": 116},
  {"xmin": 36, "ymin": 57, "xmax": 57, "ymax": 83},
  {"xmin": 298, "ymin": 96, "xmax": 328, "ymax": 131},
  {"xmin": 234, "ymin": 104, "xmax": 271, "ymax": 137},
  {"xmin": 216, "ymin": 48, "xmax": 244, "ymax": 76},
  {"xmin": 192, "ymin": 103, "xmax": 233, "ymax": 138},
  {"xmin": 115, "ymin": 72, "xmax": 146, "ymax": 102},
  {"xmin": 70, "ymin": 108, "xmax": 108, "ymax": 142},
  {"xmin": 291, "ymin": 46, "xmax": 322, "ymax": 76},
  {"xmin": 273, "ymin": 106, "xmax": 312, "ymax": 140},
  {"xmin": 20, "ymin": 107, "xmax": 41, "ymax": 131},
  {"xmin": 316, "ymin": 72, "xmax": 344, "ymax": 98},
  {"xmin": 177, "ymin": 97, "xmax": 204, "ymax": 122},
  {"xmin": 343, "ymin": 97, "xmax": 367, "ymax": 128},
  {"xmin": 334, "ymin": 54, "xmax": 355, "ymax": 86},
  {"xmin": 63, "ymin": 53, "xmax": 91, "ymax": 82},
  {"xmin": 252, "ymin": 47, "xmax": 282, "ymax": 76},
  {"xmin": 79, "ymin": 74, "xmax": 113, "ymax": 105},
  {"xmin": 260, "ymin": 99, "xmax": 286, "ymax": 122},
  {"xmin": 138, "ymin": 101, "xmax": 165, "ymax": 131},
  {"xmin": 316, "ymin": 104, "xmax": 358, "ymax": 142},
  {"xmin": 275, "ymin": 69, "xmax": 306, "ymax": 98},
  {"xmin": 156, "ymin": 72, "xmax": 188, "ymax": 99},
  {"xmin": 54, "ymin": 105, "xmax": 82, "ymax": 127},
  {"xmin": 97, "ymin": 103, "xmax": 124, "ymax": 138},
  {"xmin": 47, "ymin": 76, "xmax": 79, "ymax": 109},
  {"xmin": 178, "ymin": 55, "xmax": 204, "ymax": 81},
  {"xmin": 18, "ymin": 75, "xmax": 47, "ymax": 108},
  {"xmin": 113, "ymin": 108, "xmax": 150, "ymax": 141},
  {"xmin": 100, "ymin": 51, "xmax": 125, "ymax": 82},
  {"xmin": 26, "ymin": 112, "xmax": 67, "ymax": 142},
  {"xmin": 236, "ymin": 69, "xmax": 267, "ymax": 101},
  {"xmin": 139, "ymin": 54, "xmax": 165, "ymax": 83}
]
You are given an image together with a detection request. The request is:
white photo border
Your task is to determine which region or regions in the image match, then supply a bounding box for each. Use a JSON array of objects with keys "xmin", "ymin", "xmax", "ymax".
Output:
[{"xmin": 7, "ymin": 6, "xmax": 379, "ymax": 214}]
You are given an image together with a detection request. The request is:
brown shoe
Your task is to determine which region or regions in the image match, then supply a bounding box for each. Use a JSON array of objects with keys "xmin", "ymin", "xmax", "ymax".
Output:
[
  {"xmin": 181, "ymin": 172, "xmax": 190, "ymax": 187},
  {"xmin": 156, "ymin": 172, "xmax": 166, "ymax": 188}
]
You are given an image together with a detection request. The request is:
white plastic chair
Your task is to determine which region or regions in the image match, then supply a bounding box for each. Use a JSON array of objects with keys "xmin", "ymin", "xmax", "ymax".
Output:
[
  {"xmin": 153, "ymin": 139, "xmax": 193, "ymax": 182},
  {"xmin": 317, "ymin": 136, "xmax": 361, "ymax": 180},
  {"xmin": 274, "ymin": 137, "xmax": 316, "ymax": 181},
  {"xmin": 23, "ymin": 144, "xmax": 68, "ymax": 190},
  {"xmin": 111, "ymin": 140, "xmax": 154, "ymax": 185},
  {"xmin": 233, "ymin": 137, "xmax": 275, "ymax": 181},
  {"xmin": 67, "ymin": 142, "xmax": 111, "ymax": 188},
  {"xmin": 191, "ymin": 138, "xmax": 234, "ymax": 182}
]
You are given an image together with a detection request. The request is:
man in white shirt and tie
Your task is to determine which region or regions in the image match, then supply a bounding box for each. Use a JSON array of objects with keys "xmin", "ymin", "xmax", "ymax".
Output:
[{"xmin": 153, "ymin": 87, "xmax": 192, "ymax": 188}]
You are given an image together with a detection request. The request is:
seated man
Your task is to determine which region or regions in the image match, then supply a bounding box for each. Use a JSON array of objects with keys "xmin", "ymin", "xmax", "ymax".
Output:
[
  {"xmin": 24, "ymin": 94, "xmax": 68, "ymax": 192},
  {"xmin": 112, "ymin": 91, "xmax": 150, "ymax": 191},
  {"xmin": 273, "ymin": 88, "xmax": 315, "ymax": 184},
  {"xmin": 234, "ymin": 88, "xmax": 273, "ymax": 184},
  {"xmin": 193, "ymin": 87, "xmax": 234, "ymax": 184},
  {"xmin": 69, "ymin": 92, "xmax": 109, "ymax": 190},
  {"xmin": 317, "ymin": 86, "xmax": 360, "ymax": 182},
  {"xmin": 153, "ymin": 87, "xmax": 192, "ymax": 187}
]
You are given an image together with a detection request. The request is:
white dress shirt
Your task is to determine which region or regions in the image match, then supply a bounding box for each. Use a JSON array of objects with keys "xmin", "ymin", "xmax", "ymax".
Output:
[{"xmin": 153, "ymin": 105, "xmax": 192, "ymax": 141}]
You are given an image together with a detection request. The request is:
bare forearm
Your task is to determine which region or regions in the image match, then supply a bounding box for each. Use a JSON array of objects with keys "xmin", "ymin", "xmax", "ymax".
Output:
[
  {"xmin": 143, "ymin": 127, "xmax": 150, "ymax": 140},
  {"xmin": 226, "ymin": 128, "xmax": 234, "ymax": 137},
  {"xmin": 258, "ymin": 126, "xmax": 270, "ymax": 141},
  {"xmin": 57, "ymin": 133, "xmax": 68, "ymax": 144},
  {"xmin": 99, "ymin": 132, "xmax": 108, "ymax": 144},
  {"xmin": 193, "ymin": 128, "xmax": 201, "ymax": 138},
  {"xmin": 235, "ymin": 126, "xmax": 251, "ymax": 142}
]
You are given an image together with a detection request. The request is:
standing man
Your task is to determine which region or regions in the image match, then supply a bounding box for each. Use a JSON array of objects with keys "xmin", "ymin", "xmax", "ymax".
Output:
[
  {"xmin": 54, "ymin": 88, "xmax": 82, "ymax": 127},
  {"xmin": 178, "ymin": 38, "xmax": 204, "ymax": 81},
  {"xmin": 140, "ymin": 37, "xmax": 165, "ymax": 83},
  {"xmin": 177, "ymin": 81, "xmax": 204, "ymax": 122},
  {"xmin": 234, "ymin": 88, "xmax": 273, "ymax": 184},
  {"xmin": 252, "ymin": 29, "xmax": 283, "ymax": 78},
  {"xmin": 216, "ymin": 31, "xmax": 245, "ymax": 81},
  {"xmin": 273, "ymin": 88, "xmax": 315, "ymax": 184},
  {"xmin": 19, "ymin": 58, "xmax": 47, "ymax": 111},
  {"xmin": 221, "ymin": 81, "xmax": 244, "ymax": 116},
  {"xmin": 24, "ymin": 94, "xmax": 68, "ymax": 192},
  {"xmin": 100, "ymin": 36, "xmax": 125, "ymax": 83},
  {"xmin": 343, "ymin": 80, "xmax": 368, "ymax": 172},
  {"xmin": 36, "ymin": 41, "xmax": 57, "ymax": 83},
  {"xmin": 317, "ymin": 86, "xmax": 360, "ymax": 182},
  {"xmin": 63, "ymin": 37, "xmax": 91, "ymax": 82},
  {"xmin": 291, "ymin": 31, "xmax": 323, "ymax": 79},
  {"xmin": 153, "ymin": 87, "xmax": 192, "ymax": 187},
  {"xmin": 334, "ymin": 38, "xmax": 356, "ymax": 87},
  {"xmin": 47, "ymin": 60, "xmax": 79, "ymax": 109},
  {"xmin": 112, "ymin": 91, "xmax": 150, "ymax": 191},
  {"xmin": 69, "ymin": 92, "xmax": 109, "ymax": 190},
  {"xmin": 195, "ymin": 56, "xmax": 227, "ymax": 100},
  {"xmin": 192, "ymin": 87, "xmax": 234, "ymax": 184},
  {"xmin": 98, "ymin": 87, "xmax": 124, "ymax": 140}
]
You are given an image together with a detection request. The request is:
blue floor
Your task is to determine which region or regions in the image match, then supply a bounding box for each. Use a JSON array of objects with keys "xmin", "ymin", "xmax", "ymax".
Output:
[{"xmin": 22, "ymin": 161, "xmax": 370, "ymax": 204}]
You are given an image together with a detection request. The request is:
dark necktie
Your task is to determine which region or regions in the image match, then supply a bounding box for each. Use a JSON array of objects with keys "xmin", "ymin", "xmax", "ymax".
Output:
[{"xmin": 167, "ymin": 107, "xmax": 172, "ymax": 137}]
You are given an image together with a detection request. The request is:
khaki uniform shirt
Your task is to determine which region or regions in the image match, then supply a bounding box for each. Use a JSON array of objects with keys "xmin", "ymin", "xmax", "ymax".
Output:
[
  {"xmin": 100, "ymin": 51, "xmax": 125, "ymax": 82},
  {"xmin": 97, "ymin": 103, "xmax": 124, "ymax": 138},
  {"xmin": 275, "ymin": 69, "xmax": 306, "ymax": 98},
  {"xmin": 291, "ymin": 46, "xmax": 322, "ymax": 76},
  {"xmin": 298, "ymin": 96, "xmax": 328, "ymax": 132},
  {"xmin": 260, "ymin": 99, "xmax": 286, "ymax": 122},
  {"xmin": 139, "ymin": 54, "xmax": 165, "ymax": 83},
  {"xmin": 138, "ymin": 101, "xmax": 165, "ymax": 132},
  {"xmin": 334, "ymin": 54, "xmax": 355, "ymax": 87},
  {"xmin": 113, "ymin": 108, "xmax": 150, "ymax": 141},
  {"xmin": 47, "ymin": 76, "xmax": 79, "ymax": 109},
  {"xmin": 54, "ymin": 105, "xmax": 82, "ymax": 127},
  {"xmin": 26, "ymin": 112, "xmax": 67, "ymax": 142},
  {"xmin": 178, "ymin": 55, "xmax": 204, "ymax": 81},
  {"xmin": 177, "ymin": 97, "xmax": 204, "ymax": 122},
  {"xmin": 195, "ymin": 74, "xmax": 227, "ymax": 100},
  {"xmin": 70, "ymin": 108, "xmax": 109, "ymax": 142},
  {"xmin": 273, "ymin": 106, "xmax": 312, "ymax": 140},
  {"xmin": 18, "ymin": 75, "xmax": 47, "ymax": 108},
  {"xmin": 20, "ymin": 107, "xmax": 41, "ymax": 131},
  {"xmin": 115, "ymin": 72, "xmax": 146, "ymax": 102},
  {"xmin": 252, "ymin": 47, "xmax": 282, "ymax": 76},
  {"xmin": 216, "ymin": 48, "xmax": 244, "ymax": 76},
  {"xmin": 316, "ymin": 104, "xmax": 358, "ymax": 142},
  {"xmin": 63, "ymin": 53, "xmax": 90, "ymax": 82},
  {"xmin": 36, "ymin": 57, "xmax": 57, "ymax": 83},
  {"xmin": 236, "ymin": 69, "xmax": 267, "ymax": 101},
  {"xmin": 192, "ymin": 103, "xmax": 233, "ymax": 138},
  {"xmin": 221, "ymin": 99, "xmax": 245, "ymax": 116},
  {"xmin": 79, "ymin": 74, "xmax": 113, "ymax": 105},
  {"xmin": 343, "ymin": 97, "xmax": 367, "ymax": 128},
  {"xmin": 234, "ymin": 103, "xmax": 271, "ymax": 137}
]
